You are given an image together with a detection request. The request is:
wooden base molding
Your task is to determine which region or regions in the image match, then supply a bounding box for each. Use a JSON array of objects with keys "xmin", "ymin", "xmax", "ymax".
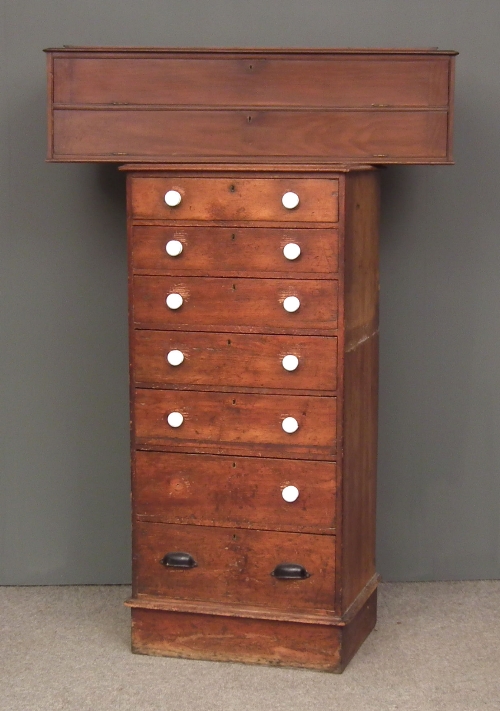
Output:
[{"xmin": 130, "ymin": 589, "xmax": 377, "ymax": 673}]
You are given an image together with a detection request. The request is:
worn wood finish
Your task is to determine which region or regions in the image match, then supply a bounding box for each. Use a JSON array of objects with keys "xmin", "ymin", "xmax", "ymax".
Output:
[
  {"xmin": 133, "ymin": 451, "xmax": 336, "ymax": 533},
  {"xmin": 130, "ymin": 589, "xmax": 377, "ymax": 672},
  {"xmin": 132, "ymin": 331, "xmax": 338, "ymax": 393},
  {"xmin": 130, "ymin": 177, "xmax": 339, "ymax": 222},
  {"xmin": 52, "ymin": 54, "xmax": 451, "ymax": 107},
  {"xmin": 52, "ymin": 108, "xmax": 450, "ymax": 164},
  {"xmin": 133, "ymin": 521, "xmax": 336, "ymax": 610},
  {"xmin": 134, "ymin": 389, "xmax": 337, "ymax": 459},
  {"xmin": 338, "ymin": 172, "xmax": 380, "ymax": 612},
  {"xmin": 46, "ymin": 48, "xmax": 456, "ymax": 165},
  {"xmin": 131, "ymin": 225, "xmax": 339, "ymax": 277},
  {"xmin": 47, "ymin": 47, "xmax": 457, "ymax": 672},
  {"xmin": 132, "ymin": 276, "xmax": 339, "ymax": 334}
]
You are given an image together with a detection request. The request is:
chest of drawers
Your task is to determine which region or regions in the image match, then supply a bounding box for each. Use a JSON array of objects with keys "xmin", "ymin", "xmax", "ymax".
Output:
[
  {"xmin": 45, "ymin": 46, "xmax": 456, "ymax": 672},
  {"xmin": 123, "ymin": 166, "xmax": 379, "ymax": 671}
]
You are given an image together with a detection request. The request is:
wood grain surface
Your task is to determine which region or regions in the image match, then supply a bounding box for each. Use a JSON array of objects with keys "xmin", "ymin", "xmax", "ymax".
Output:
[
  {"xmin": 133, "ymin": 521, "xmax": 336, "ymax": 610},
  {"xmin": 134, "ymin": 389, "xmax": 337, "ymax": 459},
  {"xmin": 132, "ymin": 276, "xmax": 339, "ymax": 334},
  {"xmin": 52, "ymin": 108, "xmax": 449, "ymax": 163},
  {"xmin": 130, "ymin": 225, "xmax": 339, "ymax": 277},
  {"xmin": 132, "ymin": 331, "xmax": 338, "ymax": 393},
  {"xmin": 133, "ymin": 451, "xmax": 336, "ymax": 533},
  {"xmin": 52, "ymin": 55, "xmax": 451, "ymax": 107},
  {"xmin": 130, "ymin": 177, "xmax": 339, "ymax": 222}
]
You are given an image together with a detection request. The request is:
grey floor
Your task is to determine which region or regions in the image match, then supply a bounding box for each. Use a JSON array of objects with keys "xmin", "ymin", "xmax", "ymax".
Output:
[{"xmin": 1, "ymin": 581, "xmax": 499, "ymax": 711}]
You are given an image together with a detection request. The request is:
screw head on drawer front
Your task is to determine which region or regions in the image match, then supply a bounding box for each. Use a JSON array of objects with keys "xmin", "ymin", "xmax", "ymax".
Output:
[
  {"xmin": 282, "ymin": 354, "xmax": 299, "ymax": 371},
  {"xmin": 282, "ymin": 485, "xmax": 300, "ymax": 502},
  {"xmin": 164, "ymin": 190, "xmax": 182, "ymax": 207},
  {"xmin": 282, "ymin": 192, "xmax": 300, "ymax": 210},
  {"xmin": 282, "ymin": 416, "xmax": 299, "ymax": 433},
  {"xmin": 166, "ymin": 293, "xmax": 184, "ymax": 310},
  {"xmin": 283, "ymin": 243, "xmax": 301, "ymax": 260},
  {"xmin": 283, "ymin": 296, "xmax": 300, "ymax": 313},
  {"xmin": 167, "ymin": 349, "xmax": 184, "ymax": 366},
  {"xmin": 167, "ymin": 411, "xmax": 184, "ymax": 428},
  {"xmin": 166, "ymin": 239, "xmax": 183, "ymax": 257}
]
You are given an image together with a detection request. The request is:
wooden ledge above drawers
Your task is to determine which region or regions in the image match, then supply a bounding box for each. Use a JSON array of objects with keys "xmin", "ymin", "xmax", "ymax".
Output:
[{"xmin": 46, "ymin": 48, "xmax": 456, "ymax": 164}]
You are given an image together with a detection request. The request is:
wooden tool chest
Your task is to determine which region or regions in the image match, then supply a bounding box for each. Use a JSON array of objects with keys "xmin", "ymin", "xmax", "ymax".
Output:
[{"xmin": 45, "ymin": 47, "xmax": 456, "ymax": 672}]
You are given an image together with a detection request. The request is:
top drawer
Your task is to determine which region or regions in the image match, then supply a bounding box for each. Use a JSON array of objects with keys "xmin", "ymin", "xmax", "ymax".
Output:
[{"xmin": 130, "ymin": 177, "xmax": 339, "ymax": 223}]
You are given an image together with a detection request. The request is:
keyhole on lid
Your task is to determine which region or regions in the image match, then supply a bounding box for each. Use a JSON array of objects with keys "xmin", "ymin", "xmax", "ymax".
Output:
[
  {"xmin": 227, "ymin": 339, "xmax": 231, "ymax": 345},
  {"xmin": 249, "ymin": 64, "xmax": 253, "ymax": 70},
  {"xmin": 231, "ymin": 233, "xmax": 236, "ymax": 241},
  {"xmin": 229, "ymin": 184, "xmax": 236, "ymax": 192},
  {"xmin": 232, "ymin": 462, "xmax": 236, "ymax": 468},
  {"xmin": 232, "ymin": 399, "xmax": 236, "ymax": 405},
  {"xmin": 233, "ymin": 534, "xmax": 237, "ymax": 540},
  {"xmin": 247, "ymin": 116, "xmax": 252, "ymax": 123},
  {"xmin": 232, "ymin": 283, "xmax": 236, "ymax": 290}
]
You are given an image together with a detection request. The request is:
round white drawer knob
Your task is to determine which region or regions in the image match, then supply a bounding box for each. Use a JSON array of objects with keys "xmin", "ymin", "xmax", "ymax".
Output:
[
  {"xmin": 283, "ymin": 243, "xmax": 301, "ymax": 261},
  {"xmin": 282, "ymin": 355, "xmax": 299, "ymax": 371},
  {"xmin": 282, "ymin": 485, "xmax": 299, "ymax": 503},
  {"xmin": 282, "ymin": 192, "xmax": 300, "ymax": 210},
  {"xmin": 166, "ymin": 293, "xmax": 183, "ymax": 310},
  {"xmin": 165, "ymin": 190, "xmax": 182, "ymax": 207},
  {"xmin": 282, "ymin": 417, "xmax": 299, "ymax": 434},
  {"xmin": 166, "ymin": 240, "xmax": 183, "ymax": 257},
  {"xmin": 167, "ymin": 411, "xmax": 184, "ymax": 428},
  {"xmin": 167, "ymin": 349, "xmax": 184, "ymax": 366},
  {"xmin": 283, "ymin": 296, "xmax": 300, "ymax": 313}
]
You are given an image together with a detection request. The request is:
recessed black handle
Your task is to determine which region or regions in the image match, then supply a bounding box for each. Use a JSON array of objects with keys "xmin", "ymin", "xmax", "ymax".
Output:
[
  {"xmin": 161, "ymin": 552, "xmax": 197, "ymax": 569},
  {"xmin": 271, "ymin": 563, "xmax": 310, "ymax": 580}
]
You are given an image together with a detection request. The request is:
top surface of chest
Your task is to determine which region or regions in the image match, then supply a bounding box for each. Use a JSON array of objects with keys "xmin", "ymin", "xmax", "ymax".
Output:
[{"xmin": 45, "ymin": 47, "xmax": 456, "ymax": 165}]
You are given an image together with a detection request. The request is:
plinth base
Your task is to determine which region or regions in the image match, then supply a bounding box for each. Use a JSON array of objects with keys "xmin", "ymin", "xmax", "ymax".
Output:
[{"xmin": 128, "ymin": 589, "xmax": 377, "ymax": 673}]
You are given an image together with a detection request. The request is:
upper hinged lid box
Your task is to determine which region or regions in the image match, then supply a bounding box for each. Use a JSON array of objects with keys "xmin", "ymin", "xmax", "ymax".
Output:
[{"xmin": 45, "ymin": 47, "xmax": 457, "ymax": 165}]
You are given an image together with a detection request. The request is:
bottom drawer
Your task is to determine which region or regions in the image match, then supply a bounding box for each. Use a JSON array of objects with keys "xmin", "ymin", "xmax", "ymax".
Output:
[{"xmin": 134, "ymin": 522, "xmax": 336, "ymax": 612}]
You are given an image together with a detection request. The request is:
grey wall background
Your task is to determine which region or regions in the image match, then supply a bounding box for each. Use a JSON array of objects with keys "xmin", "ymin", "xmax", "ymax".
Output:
[{"xmin": 1, "ymin": 0, "xmax": 499, "ymax": 584}]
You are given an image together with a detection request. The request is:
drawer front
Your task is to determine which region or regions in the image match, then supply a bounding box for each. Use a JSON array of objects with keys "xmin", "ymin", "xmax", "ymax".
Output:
[
  {"xmin": 131, "ymin": 226, "xmax": 339, "ymax": 276},
  {"xmin": 130, "ymin": 178, "xmax": 339, "ymax": 222},
  {"xmin": 53, "ymin": 55, "xmax": 451, "ymax": 108},
  {"xmin": 134, "ymin": 522, "xmax": 336, "ymax": 611},
  {"xmin": 133, "ymin": 331, "xmax": 338, "ymax": 393},
  {"xmin": 132, "ymin": 277, "xmax": 338, "ymax": 334},
  {"xmin": 134, "ymin": 389, "xmax": 337, "ymax": 459},
  {"xmin": 134, "ymin": 451, "xmax": 336, "ymax": 533}
]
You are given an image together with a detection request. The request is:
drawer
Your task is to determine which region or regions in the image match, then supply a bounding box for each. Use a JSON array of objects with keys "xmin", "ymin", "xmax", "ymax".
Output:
[
  {"xmin": 130, "ymin": 177, "xmax": 339, "ymax": 222},
  {"xmin": 134, "ymin": 389, "xmax": 337, "ymax": 460},
  {"xmin": 134, "ymin": 451, "xmax": 337, "ymax": 533},
  {"xmin": 53, "ymin": 55, "xmax": 451, "ymax": 108},
  {"xmin": 131, "ymin": 226, "xmax": 339, "ymax": 276},
  {"xmin": 132, "ymin": 276, "xmax": 339, "ymax": 335},
  {"xmin": 134, "ymin": 522, "xmax": 336, "ymax": 612},
  {"xmin": 133, "ymin": 331, "xmax": 338, "ymax": 393}
]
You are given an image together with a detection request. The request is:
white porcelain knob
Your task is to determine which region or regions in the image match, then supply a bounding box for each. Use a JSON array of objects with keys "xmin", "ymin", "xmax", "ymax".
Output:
[
  {"xmin": 167, "ymin": 350, "xmax": 184, "ymax": 366},
  {"xmin": 167, "ymin": 411, "xmax": 184, "ymax": 428},
  {"xmin": 283, "ymin": 243, "xmax": 301, "ymax": 261},
  {"xmin": 166, "ymin": 240, "xmax": 183, "ymax": 257},
  {"xmin": 282, "ymin": 417, "xmax": 299, "ymax": 434},
  {"xmin": 166, "ymin": 293, "xmax": 183, "ymax": 310},
  {"xmin": 282, "ymin": 485, "xmax": 299, "ymax": 503},
  {"xmin": 283, "ymin": 296, "xmax": 300, "ymax": 313},
  {"xmin": 282, "ymin": 355, "xmax": 299, "ymax": 372},
  {"xmin": 165, "ymin": 190, "xmax": 182, "ymax": 207},
  {"xmin": 282, "ymin": 192, "xmax": 300, "ymax": 210}
]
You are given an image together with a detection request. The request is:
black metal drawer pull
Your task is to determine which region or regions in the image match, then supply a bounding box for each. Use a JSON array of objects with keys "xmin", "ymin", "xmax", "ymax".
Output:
[
  {"xmin": 271, "ymin": 563, "xmax": 310, "ymax": 580},
  {"xmin": 161, "ymin": 552, "xmax": 197, "ymax": 569}
]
